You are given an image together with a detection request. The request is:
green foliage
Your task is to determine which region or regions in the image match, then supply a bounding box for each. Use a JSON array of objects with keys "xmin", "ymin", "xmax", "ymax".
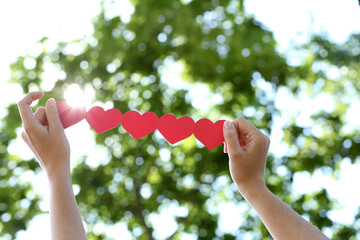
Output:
[
  {"xmin": 0, "ymin": 106, "xmax": 42, "ymax": 238},
  {"xmin": 1, "ymin": 0, "xmax": 360, "ymax": 239}
]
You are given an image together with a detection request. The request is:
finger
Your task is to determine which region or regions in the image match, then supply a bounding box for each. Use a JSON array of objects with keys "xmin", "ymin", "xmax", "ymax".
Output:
[
  {"xmin": 233, "ymin": 117, "xmax": 267, "ymax": 150},
  {"xmin": 223, "ymin": 120, "xmax": 243, "ymax": 158},
  {"xmin": 223, "ymin": 142, "xmax": 228, "ymax": 153},
  {"xmin": 232, "ymin": 117, "xmax": 259, "ymax": 136},
  {"xmin": 17, "ymin": 91, "xmax": 44, "ymax": 129},
  {"xmin": 33, "ymin": 107, "xmax": 48, "ymax": 126},
  {"xmin": 21, "ymin": 130, "xmax": 30, "ymax": 144},
  {"xmin": 45, "ymin": 98, "xmax": 63, "ymax": 134}
]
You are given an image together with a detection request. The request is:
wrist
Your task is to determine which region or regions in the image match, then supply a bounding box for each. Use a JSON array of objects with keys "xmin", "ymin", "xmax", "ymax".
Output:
[
  {"xmin": 47, "ymin": 169, "xmax": 72, "ymax": 187},
  {"xmin": 42, "ymin": 158, "xmax": 71, "ymax": 181},
  {"xmin": 236, "ymin": 178, "xmax": 268, "ymax": 199},
  {"xmin": 48, "ymin": 175, "xmax": 74, "ymax": 197}
]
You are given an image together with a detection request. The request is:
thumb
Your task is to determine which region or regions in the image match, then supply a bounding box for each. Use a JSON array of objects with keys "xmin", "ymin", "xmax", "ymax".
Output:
[
  {"xmin": 223, "ymin": 120, "xmax": 243, "ymax": 158},
  {"xmin": 45, "ymin": 98, "xmax": 63, "ymax": 133}
]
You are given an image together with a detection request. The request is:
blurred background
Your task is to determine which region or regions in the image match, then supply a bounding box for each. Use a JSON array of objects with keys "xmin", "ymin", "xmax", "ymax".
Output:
[{"xmin": 1, "ymin": 0, "xmax": 360, "ymax": 239}]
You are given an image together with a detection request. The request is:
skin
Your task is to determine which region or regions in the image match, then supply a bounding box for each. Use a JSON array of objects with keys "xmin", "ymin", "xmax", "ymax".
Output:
[
  {"xmin": 17, "ymin": 91, "xmax": 87, "ymax": 240},
  {"xmin": 223, "ymin": 117, "xmax": 329, "ymax": 240},
  {"xmin": 17, "ymin": 91, "xmax": 328, "ymax": 239}
]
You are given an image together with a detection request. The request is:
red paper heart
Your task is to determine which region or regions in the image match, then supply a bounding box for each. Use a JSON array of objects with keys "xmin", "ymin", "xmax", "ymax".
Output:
[
  {"xmin": 86, "ymin": 106, "xmax": 122, "ymax": 134},
  {"xmin": 158, "ymin": 114, "xmax": 195, "ymax": 144},
  {"xmin": 56, "ymin": 101, "xmax": 86, "ymax": 129},
  {"xmin": 194, "ymin": 119, "xmax": 225, "ymax": 150},
  {"xmin": 121, "ymin": 111, "xmax": 158, "ymax": 140}
]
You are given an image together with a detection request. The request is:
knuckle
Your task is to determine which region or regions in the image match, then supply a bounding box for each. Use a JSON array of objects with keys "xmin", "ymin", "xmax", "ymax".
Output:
[
  {"xmin": 34, "ymin": 107, "xmax": 45, "ymax": 116},
  {"xmin": 265, "ymin": 135, "xmax": 270, "ymax": 142},
  {"xmin": 19, "ymin": 95, "xmax": 29, "ymax": 104},
  {"xmin": 236, "ymin": 116, "xmax": 246, "ymax": 123},
  {"xmin": 259, "ymin": 133, "xmax": 270, "ymax": 146},
  {"xmin": 264, "ymin": 135, "xmax": 270, "ymax": 146},
  {"xmin": 37, "ymin": 107, "xmax": 45, "ymax": 112},
  {"xmin": 23, "ymin": 128, "xmax": 32, "ymax": 137},
  {"xmin": 17, "ymin": 99, "xmax": 25, "ymax": 108},
  {"xmin": 24, "ymin": 123, "xmax": 35, "ymax": 135},
  {"xmin": 21, "ymin": 131, "xmax": 27, "ymax": 141},
  {"xmin": 254, "ymin": 132, "xmax": 266, "ymax": 143}
]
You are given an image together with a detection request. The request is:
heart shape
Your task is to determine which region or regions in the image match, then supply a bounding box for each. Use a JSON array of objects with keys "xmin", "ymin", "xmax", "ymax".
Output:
[
  {"xmin": 56, "ymin": 101, "xmax": 86, "ymax": 129},
  {"xmin": 158, "ymin": 114, "xmax": 195, "ymax": 144},
  {"xmin": 194, "ymin": 119, "xmax": 225, "ymax": 150},
  {"xmin": 121, "ymin": 111, "xmax": 158, "ymax": 140},
  {"xmin": 86, "ymin": 106, "xmax": 122, "ymax": 134}
]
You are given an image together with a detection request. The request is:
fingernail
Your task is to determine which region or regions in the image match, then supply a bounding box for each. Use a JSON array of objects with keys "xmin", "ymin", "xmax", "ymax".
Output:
[
  {"xmin": 48, "ymin": 98, "xmax": 55, "ymax": 106},
  {"xmin": 224, "ymin": 120, "xmax": 232, "ymax": 129}
]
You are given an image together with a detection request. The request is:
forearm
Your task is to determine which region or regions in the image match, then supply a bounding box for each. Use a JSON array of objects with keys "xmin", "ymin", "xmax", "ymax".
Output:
[
  {"xmin": 48, "ymin": 174, "xmax": 87, "ymax": 240},
  {"xmin": 240, "ymin": 184, "xmax": 328, "ymax": 240}
]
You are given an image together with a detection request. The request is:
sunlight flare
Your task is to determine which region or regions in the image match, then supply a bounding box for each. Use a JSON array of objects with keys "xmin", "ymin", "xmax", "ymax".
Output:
[{"xmin": 63, "ymin": 83, "xmax": 94, "ymax": 109}]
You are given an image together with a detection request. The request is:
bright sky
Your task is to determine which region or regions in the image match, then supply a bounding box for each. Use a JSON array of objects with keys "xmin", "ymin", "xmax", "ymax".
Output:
[{"xmin": 1, "ymin": 0, "xmax": 360, "ymax": 239}]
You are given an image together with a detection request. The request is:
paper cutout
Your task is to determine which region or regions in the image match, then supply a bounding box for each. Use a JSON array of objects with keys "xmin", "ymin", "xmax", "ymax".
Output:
[
  {"xmin": 121, "ymin": 111, "xmax": 159, "ymax": 140},
  {"xmin": 57, "ymin": 102, "xmax": 226, "ymax": 149},
  {"xmin": 158, "ymin": 114, "xmax": 195, "ymax": 144},
  {"xmin": 86, "ymin": 106, "xmax": 122, "ymax": 134},
  {"xmin": 194, "ymin": 119, "xmax": 225, "ymax": 150},
  {"xmin": 56, "ymin": 101, "xmax": 86, "ymax": 129}
]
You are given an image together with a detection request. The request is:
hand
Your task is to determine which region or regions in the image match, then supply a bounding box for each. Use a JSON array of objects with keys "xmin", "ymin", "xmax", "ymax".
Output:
[
  {"xmin": 223, "ymin": 118, "xmax": 329, "ymax": 240},
  {"xmin": 18, "ymin": 91, "xmax": 70, "ymax": 180},
  {"xmin": 223, "ymin": 117, "xmax": 270, "ymax": 193}
]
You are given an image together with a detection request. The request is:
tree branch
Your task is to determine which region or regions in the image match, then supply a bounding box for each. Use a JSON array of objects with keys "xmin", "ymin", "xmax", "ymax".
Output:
[{"xmin": 133, "ymin": 179, "xmax": 154, "ymax": 240}]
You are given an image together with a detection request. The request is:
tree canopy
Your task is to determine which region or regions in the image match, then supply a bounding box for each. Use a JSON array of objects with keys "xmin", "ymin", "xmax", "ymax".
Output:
[{"xmin": 1, "ymin": 0, "xmax": 360, "ymax": 239}]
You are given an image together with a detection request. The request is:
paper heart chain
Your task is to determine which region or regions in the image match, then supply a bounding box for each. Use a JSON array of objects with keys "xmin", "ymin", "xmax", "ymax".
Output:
[{"xmin": 56, "ymin": 102, "xmax": 225, "ymax": 150}]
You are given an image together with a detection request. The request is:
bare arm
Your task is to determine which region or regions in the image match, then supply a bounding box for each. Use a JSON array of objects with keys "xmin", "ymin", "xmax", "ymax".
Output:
[
  {"xmin": 18, "ymin": 92, "xmax": 87, "ymax": 240},
  {"xmin": 223, "ymin": 117, "xmax": 328, "ymax": 240}
]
